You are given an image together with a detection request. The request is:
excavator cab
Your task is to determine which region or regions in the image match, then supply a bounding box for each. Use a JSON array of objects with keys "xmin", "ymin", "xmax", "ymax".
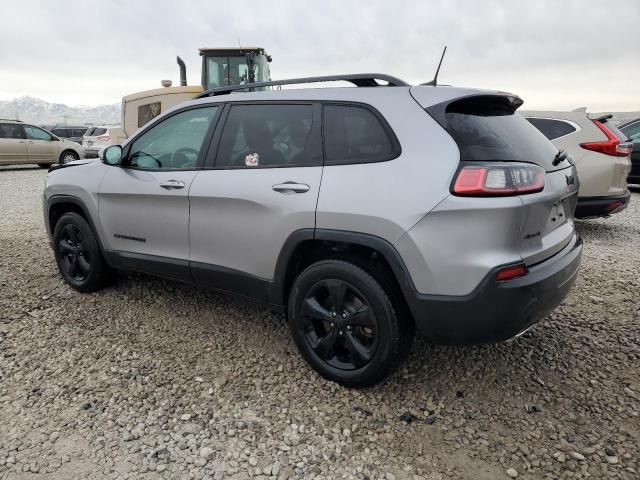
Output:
[{"xmin": 199, "ymin": 48, "xmax": 272, "ymax": 90}]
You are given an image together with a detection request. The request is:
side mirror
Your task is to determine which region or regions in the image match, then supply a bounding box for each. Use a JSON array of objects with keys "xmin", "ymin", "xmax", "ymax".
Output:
[{"xmin": 101, "ymin": 145, "xmax": 123, "ymax": 166}]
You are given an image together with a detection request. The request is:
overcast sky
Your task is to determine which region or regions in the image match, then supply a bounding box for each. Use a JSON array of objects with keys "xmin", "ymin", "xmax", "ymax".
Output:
[{"xmin": 1, "ymin": 0, "xmax": 638, "ymax": 111}]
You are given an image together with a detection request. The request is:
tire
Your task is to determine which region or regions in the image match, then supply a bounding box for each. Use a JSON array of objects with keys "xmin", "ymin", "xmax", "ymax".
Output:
[
  {"xmin": 288, "ymin": 259, "xmax": 414, "ymax": 387},
  {"xmin": 59, "ymin": 150, "xmax": 79, "ymax": 165},
  {"xmin": 37, "ymin": 163, "xmax": 53, "ymax": 169},
  {"xmin": 52, "ymin": 212, "xmax": 109, "ymax": 292}
]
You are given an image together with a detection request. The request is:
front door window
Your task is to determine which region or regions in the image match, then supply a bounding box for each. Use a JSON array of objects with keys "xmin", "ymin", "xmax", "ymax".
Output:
[{"xmin": 127, "ymin": 106, "xmax": 218, "ymax": 170}]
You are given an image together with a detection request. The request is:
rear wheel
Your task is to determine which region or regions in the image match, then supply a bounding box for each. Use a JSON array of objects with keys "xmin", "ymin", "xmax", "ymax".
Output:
[
  {"xmin": 59, "ymin": 150, "xmax": 79, "ymax": 164},
  {"xmin": 288, "ymin": 259, "xmax": 413, "ymax": 387},
  {"xmin": 53, "ymin": 212, "xmax": 109, "ymax": 292}
]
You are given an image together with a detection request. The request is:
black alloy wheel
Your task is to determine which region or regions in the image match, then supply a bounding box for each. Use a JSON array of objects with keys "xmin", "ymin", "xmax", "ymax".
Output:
[
  {"xmin": 52, "ymin": 212, "xmax": 109, "ymax": 292},
  {"xmin": 301, "ymin": 279, "xmax": 377, "ymax": 370},
  {"xmin": 288, "ymin": 259, "xmax": 413, "ymax": 387},
  {"xmin": 58, "ymin": 224, "xmax": 91, "ymax": 282}
]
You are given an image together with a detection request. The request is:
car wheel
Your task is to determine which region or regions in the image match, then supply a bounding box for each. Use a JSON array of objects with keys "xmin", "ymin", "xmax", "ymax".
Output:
[
  {"xmin": 53, "ymin": 212, "xmax": 109, "ymax": 292},
  {"xmin": 288, "ymin": 259, "xmax": 413, "ymax": 387},
  {"xmin": 59, "ymin": 150, "xmax": 79, "ymax": 164}
]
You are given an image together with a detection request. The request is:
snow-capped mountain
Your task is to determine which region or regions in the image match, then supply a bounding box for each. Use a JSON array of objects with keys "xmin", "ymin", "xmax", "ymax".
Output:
[{"xmin": 0, "ymin": 96, "xmax": 120, "ymax": 126}]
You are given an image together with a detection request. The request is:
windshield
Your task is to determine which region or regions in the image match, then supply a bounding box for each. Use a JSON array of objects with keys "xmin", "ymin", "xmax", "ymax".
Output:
[{"xmin": 204, "ymin": 54, "xmax": 270, "ymax": 90}]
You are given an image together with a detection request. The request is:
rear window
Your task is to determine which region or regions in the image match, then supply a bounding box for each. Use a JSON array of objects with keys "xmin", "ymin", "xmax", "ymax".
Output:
[
  {"xmin": 526, "ymin": 117, "xmax": 576, "ymax": 140},
  {"xmin": 428, "ymin": 95, "xmax": 559, "ymax": 171},
  {"xmin": 86, "ymin": 128, "xmax": 107, "ymax": 136}
]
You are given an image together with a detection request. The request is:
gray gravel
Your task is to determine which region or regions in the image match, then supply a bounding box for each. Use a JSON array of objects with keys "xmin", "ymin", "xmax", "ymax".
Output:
[{"xmin": 0, "ymin": 165, "xmax": 638, "ymax": 480}]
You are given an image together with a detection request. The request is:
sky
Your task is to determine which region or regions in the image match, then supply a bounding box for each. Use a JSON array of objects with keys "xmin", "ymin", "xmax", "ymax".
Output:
[{"xmin": 0, "ymin": 0, "xmax": 638, "ymax": 111}]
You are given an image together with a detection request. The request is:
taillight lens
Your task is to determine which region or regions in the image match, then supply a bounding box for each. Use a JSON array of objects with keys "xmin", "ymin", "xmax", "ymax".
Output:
[
  {"xmin": 580, "ymin": 120, "xmax": 632, "ymax": 157},
  {"xmin": 453, "ymin": 163, "xmax": 545, "ymax": 196},
  {"xmin": 97, "ymin": 135, "xmax": 111, "ymax": 141}
]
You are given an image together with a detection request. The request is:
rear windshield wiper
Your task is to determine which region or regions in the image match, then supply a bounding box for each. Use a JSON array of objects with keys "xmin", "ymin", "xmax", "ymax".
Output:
[{"xmin": 552, "ymin": 148, "xmax": 569, "ymax": 166}]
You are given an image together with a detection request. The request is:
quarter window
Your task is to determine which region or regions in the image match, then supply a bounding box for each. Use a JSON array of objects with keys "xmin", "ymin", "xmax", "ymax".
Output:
[
  {"xmin": 215, "ymin": 104, "xmax": 319, "ymax": 168},
  {"xmin": 127, "ymin": 106, "xmax": 218, "ymax": 170},
  {"xmin": 24, "ymin": 125, "xmax": 53, "ymax": 141},
  {"xmin": 323, "ymin": 105, "xmax": 396, "ymax": 164},
  {"xmin": 525, "ymin": 118, "xmax": 577, "ymax": 140},
  {"xmin": 0, "ymin": 123, "xmax": 24, "ymax": 139}
]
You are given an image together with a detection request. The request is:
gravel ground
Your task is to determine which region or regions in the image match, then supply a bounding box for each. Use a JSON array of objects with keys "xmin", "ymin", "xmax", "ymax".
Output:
[{"xmin": 0, "ymin": 165, "xmax": 638, "ymax": 480}]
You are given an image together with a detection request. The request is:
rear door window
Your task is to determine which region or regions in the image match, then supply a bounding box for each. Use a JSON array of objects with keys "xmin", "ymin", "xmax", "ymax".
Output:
[
  {"xmin": 323, "ymin": 104, "xmax": 398, "ymax": 164},
  {"xmin": 427, "ymin": 95, "xmax": 559, "ymax": 171},
  {"xmin": 72, "ymin": 128, "xmax": 87, "ymax": 137},
  {"xmin": 215, "ymin": 104, "xmax": 320, "ymax": 168},
  {"xmin": 525, "ymin": 118, "xmax": 576, "ymax": 140}
]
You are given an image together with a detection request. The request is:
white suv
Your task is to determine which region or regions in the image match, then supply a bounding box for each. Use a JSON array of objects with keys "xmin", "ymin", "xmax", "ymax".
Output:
[{"xmin": 82, "ymin": 126, "xmax": 124, "ymax": 158}]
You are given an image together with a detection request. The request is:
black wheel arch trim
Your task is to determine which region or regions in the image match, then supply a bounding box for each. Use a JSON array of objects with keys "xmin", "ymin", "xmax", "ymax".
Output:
[
  {"xmin": 46, "ymin": 195, "xmax": 107, "ymax": 255},
  {"xmin": 268, "ymin": 228, "xmax": 418, "ymax": 305}
]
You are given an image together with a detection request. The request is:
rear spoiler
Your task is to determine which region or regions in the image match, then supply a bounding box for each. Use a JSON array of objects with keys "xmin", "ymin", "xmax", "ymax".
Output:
[{"xmin": 589, "ymin": 113, "xmax": 613, "ymax": 123}]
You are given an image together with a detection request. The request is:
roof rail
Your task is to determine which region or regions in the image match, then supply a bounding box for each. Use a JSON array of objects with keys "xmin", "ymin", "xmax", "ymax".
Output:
[
  {"xmin": 0, "ymin": 118, "xmax": 23, "ymax": 122},
  {"xmin": 195, "ymin": 73, "xmax": 409, "ymax": 99}
]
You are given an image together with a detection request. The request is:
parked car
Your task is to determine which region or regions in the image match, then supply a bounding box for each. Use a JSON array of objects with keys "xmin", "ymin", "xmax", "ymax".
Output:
[
  {"xmin": 618, "ymin": 118, "xmax": 640, "ymax": 184},
  {"xmin": 82, "ymin": 126, "xmax": 123, "ymax": 158},
  {"xmin": 41, "ymin": 125, "xmax": 88, "ymax": 145},
  {"xmin": 43, "ymin": 74, "xmax": 582, "ymax": 387},
  {"xmin": 524, "ymin": 111, "xmax": 632, "ymax": 217},
  {"xmin": 0, "ymin": 119, "xmax": 84, "ymax": 167}
]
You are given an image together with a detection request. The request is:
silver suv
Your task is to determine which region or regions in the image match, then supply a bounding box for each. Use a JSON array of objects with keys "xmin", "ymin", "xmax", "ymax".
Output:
[{"xmin": 43, "ymin": 74, "xmax": 583, "ymax": 387}]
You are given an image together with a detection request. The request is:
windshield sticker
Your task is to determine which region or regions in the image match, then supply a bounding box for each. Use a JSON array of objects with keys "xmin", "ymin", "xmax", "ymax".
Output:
[{"xmin": 245, "ymin": 152, "xmax": 259, "ymax": 166}]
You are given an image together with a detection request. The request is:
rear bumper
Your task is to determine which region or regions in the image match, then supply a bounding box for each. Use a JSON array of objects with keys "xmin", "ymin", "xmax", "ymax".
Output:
[
  {"xmin": 575, "ymin": 191, "xmax": 631, "ymax": 218},
  {"xmin": 405, "ymin": 236, "xmax": 582, "ymax": 345}
]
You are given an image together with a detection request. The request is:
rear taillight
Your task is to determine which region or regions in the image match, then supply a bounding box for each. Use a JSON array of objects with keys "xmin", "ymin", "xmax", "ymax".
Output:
[
  {"xmin": 452, "ymin": 163, "xmax": 545, "ymax": 196},
  {"xmin": 580, "ymin": 120, "xmax": 632, "ymax": 157},
  {"xmin": 97, "ymin": 135, "xmax": 111, "ymax": 141},
  {"xmin": 496, "ymin": 264, "xmax": 527, "ymax": 281}
]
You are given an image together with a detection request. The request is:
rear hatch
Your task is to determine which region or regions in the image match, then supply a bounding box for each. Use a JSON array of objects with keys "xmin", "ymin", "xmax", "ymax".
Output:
[
  {"xmin": 83, "ymin": 127, "xmax": 109, "ymax": 149},
  {"xmin": 421, "ymin": 92, "xmax": 579, "ymax": 266}
]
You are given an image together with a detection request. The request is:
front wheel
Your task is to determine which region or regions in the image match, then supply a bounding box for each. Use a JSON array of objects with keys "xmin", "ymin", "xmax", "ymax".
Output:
[
  {"xmin": 288, "ymin": 259, "xmax": 413, "ymax": 387},
  {"xmin": 59, "ymin": 150, "xmax": 79, "ymax": 164},
  {"xmin": 53, "ymin": 212, "xmax": 109, "ymax": 292}
]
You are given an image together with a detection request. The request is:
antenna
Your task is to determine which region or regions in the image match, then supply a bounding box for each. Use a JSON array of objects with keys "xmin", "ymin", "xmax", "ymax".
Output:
[{"xmin": 422, "ymin": 46, "xmax": 447, "ymax": 86}]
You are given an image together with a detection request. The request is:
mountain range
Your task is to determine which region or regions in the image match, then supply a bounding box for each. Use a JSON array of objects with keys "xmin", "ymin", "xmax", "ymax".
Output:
[{"xmin": 0, "ymin": 96, "xmax": 120, "ymax": 126}]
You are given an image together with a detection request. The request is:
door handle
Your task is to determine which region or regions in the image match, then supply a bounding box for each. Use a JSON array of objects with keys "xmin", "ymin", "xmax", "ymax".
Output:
[
  {"xmin": 272, "ymin": 182, "xmax": 310, "ymax": 194},
  {"xmin": 159, "ymin": 180, "xmax": 185, "ymax": 189},
  {"xmin": 19, "ymin": 140, "xmax": 27, "ymax": 143}
]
